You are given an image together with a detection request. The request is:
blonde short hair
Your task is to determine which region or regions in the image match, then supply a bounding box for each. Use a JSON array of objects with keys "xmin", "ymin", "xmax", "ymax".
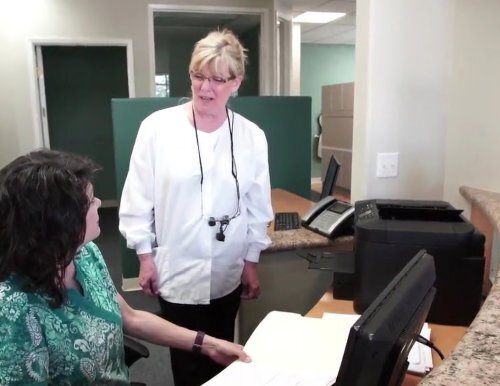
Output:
[{"xmin": 189, "ymin": 29, "xmax": 248, "ymax": 78}]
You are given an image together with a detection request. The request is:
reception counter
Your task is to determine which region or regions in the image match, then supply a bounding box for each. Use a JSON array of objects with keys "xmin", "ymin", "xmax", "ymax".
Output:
[
  {"xmin": 266, "ymin": 188, "xmax": 500, "ymax": 385},
  {"xmin": 419, "ymin": 187, "xmax": 500, "ymax": 386}
]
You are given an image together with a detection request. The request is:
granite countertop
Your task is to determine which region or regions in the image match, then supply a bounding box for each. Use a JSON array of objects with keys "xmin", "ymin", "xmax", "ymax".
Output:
[
  {"xmin": 266, "ymin": 227, "xmax": 352, "ymax": 253},
  {"xmin": 419, "ymin": 186, "xmax": 500, "ymax": 386},
  {"xmin": 460, "ymin": 186, "xmax": 500, "ymax": 235}
]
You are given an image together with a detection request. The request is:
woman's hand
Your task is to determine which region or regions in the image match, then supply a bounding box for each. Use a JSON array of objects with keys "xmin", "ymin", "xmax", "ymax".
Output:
[
  {"xmin": 241, "ymin": 261, "xmax": 261, "ymax": 299},
  {"xmin": 138, "ymin": 253, "xmax": 159, "ymax": 297},
  {"xmin": 202, "ymin": 336, "xmax": 251, "ymax": 366}
]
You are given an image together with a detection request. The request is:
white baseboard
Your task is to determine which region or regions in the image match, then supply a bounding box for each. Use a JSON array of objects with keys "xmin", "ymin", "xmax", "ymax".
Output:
[
  {"xmin": 122, "ymin": 276, "xmax": 141, "ymax": 292},
  {"xmin": 101, "ymin": 200, "xmax": 118, "ymax": 208},
  {"xmin": 235, "ymin": 310, "xmax": 240, "ymax": 344},
  {"xmin": 311, "ymin": 177, "xmax": 322, "ymax": 184}
]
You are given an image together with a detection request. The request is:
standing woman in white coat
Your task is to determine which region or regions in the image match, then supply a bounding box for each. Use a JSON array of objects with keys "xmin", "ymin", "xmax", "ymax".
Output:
[{"xmin": 119, "ymin": 29, "xmax": 273, "ymax": 386}]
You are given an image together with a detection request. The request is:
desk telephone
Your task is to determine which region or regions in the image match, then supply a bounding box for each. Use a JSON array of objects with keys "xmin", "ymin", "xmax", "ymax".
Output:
[{"xmin": 302, "ymin": 196, "xmax": 355, "ymax": 238}]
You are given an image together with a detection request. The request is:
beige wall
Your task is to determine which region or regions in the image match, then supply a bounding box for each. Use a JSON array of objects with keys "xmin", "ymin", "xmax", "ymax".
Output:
[
  {"xmin": 352, "ymin": 0, "xmax": 454, "ymax": 202},
  {"xmin": 443, "ymin": 0, "xmax": 500, "ymax": 213},
  {"xmin": 0, "ymin": 0, "xmax": 274, "ymax": 167},
  {"xmin": 353, "ymin": 0, "xmax": 500, "ymax": 209},
  {"xmin": 3, "ymin": 0, "xmax": 500, "ymax": 208}
]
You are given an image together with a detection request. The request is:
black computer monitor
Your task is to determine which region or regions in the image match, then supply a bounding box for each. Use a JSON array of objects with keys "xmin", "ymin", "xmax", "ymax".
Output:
[
  {"xmin": 334, "ymin": 250, "xmax": 436, "ymax": 386},
  {"xmin": 320, "ymin": 155, "xmax": 340, "ymax": 199}
]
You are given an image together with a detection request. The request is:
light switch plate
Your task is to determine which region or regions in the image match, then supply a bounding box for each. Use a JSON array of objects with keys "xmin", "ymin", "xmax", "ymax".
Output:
[{"xmin": 376, "ymin": 152, "xmax": 399, "ymax": 178}]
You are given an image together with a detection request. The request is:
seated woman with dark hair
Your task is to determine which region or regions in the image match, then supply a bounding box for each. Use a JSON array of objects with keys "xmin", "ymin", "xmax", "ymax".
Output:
[{"xmin": 0, "ymin": 149, "xmax": 250, "ymax": 385}]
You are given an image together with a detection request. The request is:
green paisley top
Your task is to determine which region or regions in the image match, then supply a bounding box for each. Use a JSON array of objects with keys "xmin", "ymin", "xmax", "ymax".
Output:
[{"xmin": 0, "ymin": 242, "xmax": 129, "ymax": 385}]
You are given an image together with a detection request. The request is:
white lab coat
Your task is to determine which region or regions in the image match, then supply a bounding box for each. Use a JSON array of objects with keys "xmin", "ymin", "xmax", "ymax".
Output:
[{"xmin": 119, "ymin": 104, "xmax": 273, "ymax": 304}]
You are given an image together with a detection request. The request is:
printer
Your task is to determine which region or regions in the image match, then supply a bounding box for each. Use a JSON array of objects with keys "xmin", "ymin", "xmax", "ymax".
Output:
[{"xmin": 351, "ymin": 199, "xmax": 485, "ymax": 326}]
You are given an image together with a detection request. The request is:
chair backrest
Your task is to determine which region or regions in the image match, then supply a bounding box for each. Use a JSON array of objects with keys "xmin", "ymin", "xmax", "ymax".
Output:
[
  {"xmin": 124, "ymin": 334, "xmax": 150, "ymax": 367},
  {"xmin": 320, "ymin": 155, "xmax": 341, "ymax": 199}
]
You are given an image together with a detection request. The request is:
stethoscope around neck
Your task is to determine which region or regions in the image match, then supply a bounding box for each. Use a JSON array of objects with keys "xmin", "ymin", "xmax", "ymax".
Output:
[{"xmin": 192, "ymin": 105, "xmax": 240, "ymax": 242}]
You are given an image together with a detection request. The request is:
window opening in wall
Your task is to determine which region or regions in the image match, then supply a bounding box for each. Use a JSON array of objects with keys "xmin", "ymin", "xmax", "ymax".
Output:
[{"xmin": 155, "ymin": 74, "xmax": 170, "ymax": 97}]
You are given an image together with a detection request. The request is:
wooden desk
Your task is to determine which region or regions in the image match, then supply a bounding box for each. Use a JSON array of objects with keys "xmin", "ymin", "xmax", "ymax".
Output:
[
  {"xmin": 271, "ymin": 186, "xmax": 350, "ymax": 215},
  {"xmin": 311, "ymin": 182, "xmax": 351, "ymax": 204},
  {"xmin": 306, "ymin": 289, "xmax": 468, "ymax": 385},
  {"xmin": 270, "ymin": 188, "xmax": 317, "ymax": 215}
]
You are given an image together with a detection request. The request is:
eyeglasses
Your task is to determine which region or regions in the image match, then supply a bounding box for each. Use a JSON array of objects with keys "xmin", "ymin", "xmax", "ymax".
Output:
[{"xmin": 189, "ymin": 71, "xmax": 235, "ymax": 85}]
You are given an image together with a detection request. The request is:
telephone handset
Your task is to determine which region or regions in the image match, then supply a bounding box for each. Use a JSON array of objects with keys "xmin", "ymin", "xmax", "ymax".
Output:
[{"xmin": 302, "ymin": 196, "xmax": 355, "ymax": 238}]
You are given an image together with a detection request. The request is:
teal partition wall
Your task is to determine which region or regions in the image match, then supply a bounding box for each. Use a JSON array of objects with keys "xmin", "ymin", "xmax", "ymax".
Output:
[
  {"xmin": 112, "ymin": 96, "xmax": 311, "ymax": 279},
  {"xmin": 228, "ymin": 97, "xmax": 311, "ymax": 198}
]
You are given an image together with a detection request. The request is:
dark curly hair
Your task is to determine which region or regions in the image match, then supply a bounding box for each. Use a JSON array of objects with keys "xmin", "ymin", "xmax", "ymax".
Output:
[{"xmin": 0, "ymin": 149, "xmax": 100, "ymax": 307}]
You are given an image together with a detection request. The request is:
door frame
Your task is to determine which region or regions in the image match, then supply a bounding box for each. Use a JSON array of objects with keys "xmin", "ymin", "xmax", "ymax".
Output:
[
  {"xmin": 147, "ymin": 4, "xmax": 272, "ymax": 96},
  {"xmin": 27, "ymin": 38, "xmax": 135, "ymax": 149},
  {"xmin": 27, "ymin": 38, "xmax": 135, "ymax": 207}
]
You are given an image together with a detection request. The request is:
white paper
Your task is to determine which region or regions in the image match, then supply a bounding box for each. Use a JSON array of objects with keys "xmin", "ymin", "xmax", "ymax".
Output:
[
  {"xmin": 203, "ymin": 361, "xmax": 335, "ymax": 386},
  {"xmin": 203, "ymin": 311, "xmax": 349, "ymax": 386},
  {"xmin": 203, "ymin": 311, "xmax": 433, "ymax": 385},
  {"xmin": 407, "ymin": 323, "xmax": 433, "ymax": 374},
  {"xmin": 321, "ymin": 312, "xmax": 360, "ymax": 324},
  {"xmin": 243, "ymin": 311, "xmax": 352, "ymax": 375}
]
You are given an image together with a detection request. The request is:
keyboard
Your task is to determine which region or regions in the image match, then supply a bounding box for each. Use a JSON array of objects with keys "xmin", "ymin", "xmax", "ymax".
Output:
[{"xmin": 274, "ymin": 212, "xmax": 301, "ymax": 231}]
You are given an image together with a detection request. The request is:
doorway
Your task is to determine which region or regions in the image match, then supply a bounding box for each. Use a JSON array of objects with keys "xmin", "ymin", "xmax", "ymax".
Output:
[
  {"xmin": 34, "ymin": 43, "xmax": 133, "ymax": 205},
  {"xmin": 149, "ymin": 5, "xmax": 269, "ymax": 97}
]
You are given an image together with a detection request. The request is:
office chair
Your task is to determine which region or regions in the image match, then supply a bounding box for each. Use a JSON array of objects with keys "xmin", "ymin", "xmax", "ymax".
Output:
[
  {"xmin": 320, "ymin": 155, "xmax": 341, "ymax": 200},
  {"xmin": 124, "ymin": 335, "xmax": 150, "ymax": 386}
]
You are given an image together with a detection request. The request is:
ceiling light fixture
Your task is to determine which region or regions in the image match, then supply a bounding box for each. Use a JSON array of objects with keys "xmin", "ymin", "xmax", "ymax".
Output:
[{"xmin": 293, "ymin": 12, "xmax": 346, "ymax": 24}]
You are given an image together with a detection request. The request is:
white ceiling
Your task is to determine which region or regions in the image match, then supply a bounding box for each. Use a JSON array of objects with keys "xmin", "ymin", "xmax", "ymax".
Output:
[{"xmin": 281, "ymin": 0, "xmax": 357, "ymax": 44}]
